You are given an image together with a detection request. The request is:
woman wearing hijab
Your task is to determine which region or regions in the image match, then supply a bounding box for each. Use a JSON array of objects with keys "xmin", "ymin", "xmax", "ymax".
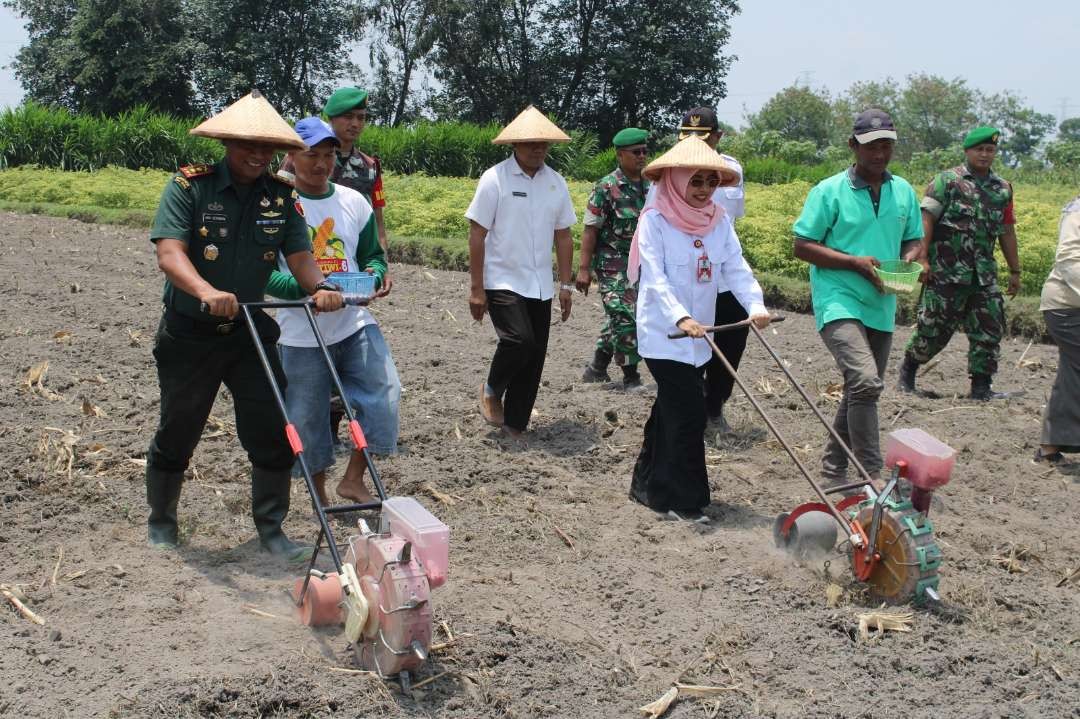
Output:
[{"xmin": 627, "ymin": 136, "xmax": 771, "ymax": 522}]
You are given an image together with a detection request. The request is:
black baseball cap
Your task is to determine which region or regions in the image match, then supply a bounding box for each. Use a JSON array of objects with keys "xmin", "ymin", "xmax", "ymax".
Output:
[
  {"xmin": 853, "ymin": 109, "xmax": 897, "ymax": 144},
  {"xmin": 678, "ymin": 107, "xmax": 719, "ymax": 139}
]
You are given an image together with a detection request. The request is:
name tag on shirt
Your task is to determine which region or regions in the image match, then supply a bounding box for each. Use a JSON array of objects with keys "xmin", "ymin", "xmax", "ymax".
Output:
[
  {"xmin": 512, "ymin": 191, "xmax": 528, "ymax": 197},
  {"xmin": 697, "ymin": 255, "xmax": 713, "ymax": 283}
]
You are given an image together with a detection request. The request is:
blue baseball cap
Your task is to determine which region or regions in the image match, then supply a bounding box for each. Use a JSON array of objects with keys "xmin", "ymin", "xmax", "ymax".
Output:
[{"xmin": 294, "ymin": 116, "xmax": 340, "ymax": 148}]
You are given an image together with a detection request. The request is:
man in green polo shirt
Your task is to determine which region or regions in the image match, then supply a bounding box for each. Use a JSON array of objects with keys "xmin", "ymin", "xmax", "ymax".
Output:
[
  {"xmin": 146, "ymin": 91, "xmax": 344, "ymax": 556},
  {"xmin": 793, "ymin": 109, "xmax": 923, "ymax": 484}
]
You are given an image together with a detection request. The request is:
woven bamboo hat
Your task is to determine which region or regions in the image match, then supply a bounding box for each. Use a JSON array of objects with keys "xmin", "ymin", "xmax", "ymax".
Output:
[
  {"xmin": 492, "ymin": 105, "xmax": 571, "ymax": 145},
  {"xmin": 643, "ymin": 135, "xmax": 739, "ymax": 185},
  {"xmin": 190, "ymin": 90, "xmax": 306, "ymax": 151}
]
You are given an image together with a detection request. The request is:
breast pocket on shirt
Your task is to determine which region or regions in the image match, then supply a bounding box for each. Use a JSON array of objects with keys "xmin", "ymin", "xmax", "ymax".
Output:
[{"xmin": 663, "ymin": 259, "xmax": 690, "ymax": 285}]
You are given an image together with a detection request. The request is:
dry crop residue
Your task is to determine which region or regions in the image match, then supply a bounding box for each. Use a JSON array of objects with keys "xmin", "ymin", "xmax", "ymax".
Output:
[{"xmin": 0, "ymin": 214, "xmax": 1077, "ymax": 718}]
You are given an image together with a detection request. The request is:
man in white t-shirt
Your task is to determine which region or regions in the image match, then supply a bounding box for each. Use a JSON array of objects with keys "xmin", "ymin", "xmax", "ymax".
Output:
[
  {"xmin": 266, "ymin": 117, "xmax": 400, "ymax": 505},
  {"xmin": 465, "ymin": 106, "xmax": 577, "ymax": 438},
  {"xmin": 677, "ymin": 106, "xmax": 749, "ymax": 434}
]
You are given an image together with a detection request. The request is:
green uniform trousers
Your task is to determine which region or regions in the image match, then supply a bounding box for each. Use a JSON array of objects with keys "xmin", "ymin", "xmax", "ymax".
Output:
[
  {"xmin": 595, "ymin": 269, "xmax": 640, "ymax": 366},
  {"xmin": 147, "ymin": 310, "xmax": 293, "ymax": 473},
  {"xmin": 905, "ymin": 281, "xmax": 1004, "ymax": 376}
]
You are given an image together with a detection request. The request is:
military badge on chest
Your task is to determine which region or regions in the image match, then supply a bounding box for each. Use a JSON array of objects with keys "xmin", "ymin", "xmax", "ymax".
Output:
[{"xmin": 204, "ymin": 243, "xmax": 219, "ymax": 261}]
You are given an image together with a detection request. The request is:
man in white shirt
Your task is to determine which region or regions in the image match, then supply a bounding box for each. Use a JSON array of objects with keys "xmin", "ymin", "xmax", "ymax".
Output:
[
  {"xmin": 465, "ymin": 106, "xmax": 577, "ymax": 437},
  {"xmin": 677, "ymin": 106, "xmax": 748, "ymax": 433}
]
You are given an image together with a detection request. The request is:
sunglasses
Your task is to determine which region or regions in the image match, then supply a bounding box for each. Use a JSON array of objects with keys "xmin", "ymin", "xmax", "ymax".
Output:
[{"xmin": 689, "ymin": 176, "xmax": 720, "ymax": 188}]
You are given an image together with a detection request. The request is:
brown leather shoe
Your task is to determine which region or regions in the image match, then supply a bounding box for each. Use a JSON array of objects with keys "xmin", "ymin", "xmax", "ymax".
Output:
[{"xmin": 480, "ymin": 385, "xmax": 504, "ymax": 426}]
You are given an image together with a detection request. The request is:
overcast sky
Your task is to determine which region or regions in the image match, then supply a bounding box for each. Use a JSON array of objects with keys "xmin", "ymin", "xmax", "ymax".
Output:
[{"xmin": 0, "ymin": 1, "xmax": 1077, "ymax": 127}]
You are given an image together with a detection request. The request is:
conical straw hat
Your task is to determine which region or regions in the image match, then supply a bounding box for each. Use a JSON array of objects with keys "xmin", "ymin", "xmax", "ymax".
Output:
[
  {"xmin": 190, "ymin": 90, "xmax": 306, "ymax": 150},
  {"xmin": 643, "ymin": 135, "xmax": 739, "ymax": 185},
  {"xmin": 492, "ymin": 105, "xmax": 571, "ymax": 145}
]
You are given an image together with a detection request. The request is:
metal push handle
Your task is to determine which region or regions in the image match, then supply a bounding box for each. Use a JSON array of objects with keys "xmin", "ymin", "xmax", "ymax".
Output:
[{"xmin": 667, "ymin": 314, "xmax": 785, "ymax": 339}]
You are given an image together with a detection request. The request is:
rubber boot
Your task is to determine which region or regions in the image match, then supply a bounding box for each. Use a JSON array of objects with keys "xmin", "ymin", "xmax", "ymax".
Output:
[
  {"xmin": 897, "ymin": 355, "xmax": 919, "ymax": 394},
  {"xmin": 251, "ymin": 466, "xmax": 308, "ymax": 558},
  {"xmin": 622, "ymin": 363, "xmax": 642, "ymax": 389},
  {"xmin": 969, "ymin": 373, "xmax": 1002, "ymax": 401},
  {"xmin": 146, "ymin": 467, "xmax": 183, "ymax": 548},
  {"xmin": 582, "ymin": 348, "xmax": 612, "ymax": 383}
]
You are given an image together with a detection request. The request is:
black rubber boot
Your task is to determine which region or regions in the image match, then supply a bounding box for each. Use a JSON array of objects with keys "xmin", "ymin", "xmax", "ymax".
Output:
[
  {"xmin": 251, "ymin": 466, "xmax": 308, "ymax": 559},
  {"xmin": 582, "ymin": 348, "xmax": 612, "ymax": 383},
  {"xmin": 897, "ymin": 355, "xmax": 919, "ymax": 394},
  {"xmin": 146, "ymin": 467, "xmax": 183, "ymax": 548},
  {"xmin": 622, "ymin": 364, "xmax": 642, "ymax": 389},
  {"xmin": 969, "ymin": 374, "xmax": 999, "ymax": 401}
]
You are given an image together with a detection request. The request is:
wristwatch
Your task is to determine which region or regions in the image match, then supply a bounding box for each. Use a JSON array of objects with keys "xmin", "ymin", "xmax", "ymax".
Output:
[
  {"xmin": 312, "ymin": 279, "xmax": 341, "ymax": 294},
  {"xmin": 559, "ymin": 282, "xmax": 574, "ymax": 292}
]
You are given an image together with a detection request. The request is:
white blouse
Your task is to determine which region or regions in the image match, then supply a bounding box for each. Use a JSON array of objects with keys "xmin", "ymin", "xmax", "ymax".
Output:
[{"xmin": 635, "ymin": 210, "xmax": 766, "ymax": 367}]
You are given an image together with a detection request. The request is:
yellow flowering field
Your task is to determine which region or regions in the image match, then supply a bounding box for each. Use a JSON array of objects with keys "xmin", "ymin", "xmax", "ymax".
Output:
[{"xmin": 0, "ymin": 165, "xmax": 1072, "ymax": 297}]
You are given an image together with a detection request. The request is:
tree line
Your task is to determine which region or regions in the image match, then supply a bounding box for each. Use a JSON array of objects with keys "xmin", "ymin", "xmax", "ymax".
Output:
[
  {"xmin": 3, "ymin": 0, "xmax": 739, "ymax": 143},
  {"xmin": 734, "ymin": 77, "xmax": 1077, "ymax": 170}
]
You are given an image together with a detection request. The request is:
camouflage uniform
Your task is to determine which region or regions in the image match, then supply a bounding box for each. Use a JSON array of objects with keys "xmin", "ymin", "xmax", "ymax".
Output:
[
  {"xmin": 905, "ymin": 164, "xmax": 1014, "ymax": 376},
  {"xmin": 584, "ymin": 168, "xmax": 650, "ymax": 366}
]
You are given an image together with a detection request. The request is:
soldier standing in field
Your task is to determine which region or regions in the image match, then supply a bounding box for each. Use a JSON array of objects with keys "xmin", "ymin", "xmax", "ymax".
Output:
[
  {"xmin": 897, "ymin": 126, "xmax": 1022, "ymax": 400},
  {"xmin": 146, "ymin": 92, "xmax": 344, "ymax": 555},
  {"xmin": 577, "ymin": 127, "xmax": 651, "ymax": 389}
]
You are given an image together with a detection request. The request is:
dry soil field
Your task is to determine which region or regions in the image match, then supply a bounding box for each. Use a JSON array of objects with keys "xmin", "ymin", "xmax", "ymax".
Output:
[{"xmin": 0, "ymin": 214, "xmax": 1077, "ymax": 718}]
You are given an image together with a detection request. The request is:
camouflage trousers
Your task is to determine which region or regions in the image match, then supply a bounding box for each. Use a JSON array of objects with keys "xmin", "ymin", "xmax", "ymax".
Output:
[
  {"xmin": 905, "ymin": 281, "xmax": 1004, "ymax": 376},
  {"xmin": 595, "ymin": 269, "xmax": 640, "ymax": 366}
]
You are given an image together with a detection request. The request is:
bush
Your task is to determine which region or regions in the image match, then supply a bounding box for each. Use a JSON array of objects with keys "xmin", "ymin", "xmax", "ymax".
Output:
[{"xmin": 0, "ymin": 165, "xmax": 1066, "ymax": 305}]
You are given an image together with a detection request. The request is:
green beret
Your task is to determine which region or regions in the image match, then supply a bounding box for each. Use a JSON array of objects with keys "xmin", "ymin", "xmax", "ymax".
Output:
[
  {"xmin": 613, "ymin": 127, "xmax": 648, "ymax": 148},
  {"xmin": 963, "ymin": 126, "xmax": 1001, "ymax": 150},
  {"xmin": 323, "ymin": 87, "xmax": 368, "ymax": 118}
]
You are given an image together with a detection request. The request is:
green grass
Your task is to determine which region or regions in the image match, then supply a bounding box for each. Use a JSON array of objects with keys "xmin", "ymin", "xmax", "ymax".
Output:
[{"xmin": 0, "ymin": 164, "xmax": 1064, "ymax": 340}]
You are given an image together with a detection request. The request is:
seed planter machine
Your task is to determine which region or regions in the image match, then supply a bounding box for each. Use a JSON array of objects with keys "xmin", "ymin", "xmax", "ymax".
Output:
[
  {"xmin": 239, "ymin": 297, "xmax": 450, "ymax": 691},
  {"xmin": 673, "ymin": 317, "xmax": 953, "ymax": 604}
]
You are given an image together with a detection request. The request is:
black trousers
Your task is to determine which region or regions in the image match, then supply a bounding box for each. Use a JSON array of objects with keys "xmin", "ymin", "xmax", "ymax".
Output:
[
  {"xmin": 630, "ymin": 358, "xmax": 709, "ymax": 513},
  {"xmin": 147, "ymin": 311, "xmax": 293, "ymax": 473},
  {"xmin": 704, "ymin": 291, "xmax": 749, "ymax": 417},
  {"xmin": 485, "ymin": 290, "xmax": 551, "ymax": 431}
]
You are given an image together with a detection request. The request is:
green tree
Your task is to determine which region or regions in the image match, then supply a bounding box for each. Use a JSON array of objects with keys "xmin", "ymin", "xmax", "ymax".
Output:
[
  {"xmin": 978, "ymin": 91, "xmax": 1055, "ymax": 166},
  {"xmin": 896, "ymin": 73, "xmax": 977, "ymax": 154},
  {"xmin": 6, "ymin": 0, "xmax": 193, "ymax": 115},
  {"xmin": 1046, "ymin": 140, "xmax": 1080, "ymax": 170},
  {"xmin": 362, "ymin": 0, "xmax": 437, "ymax": 126},
  {"xmin": 185, "ymin": 0, "xmax": 362, "ymax": 117},
  {"xmin": 1058, "ymin": 117, "xmax": 1080, "ymax": 143},
  {"xmin": 426, "ymin": 0, "xmax": 740, "ymax": 141},
  {"xmin": 746, "ymin": 85, "xmax": 834, "ymax": 149}
]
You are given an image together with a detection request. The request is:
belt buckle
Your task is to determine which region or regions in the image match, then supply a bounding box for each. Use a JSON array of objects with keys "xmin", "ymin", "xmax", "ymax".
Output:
[{"xmin": 215, "ymin": 322, "xmax": 235, "ymax": 335}]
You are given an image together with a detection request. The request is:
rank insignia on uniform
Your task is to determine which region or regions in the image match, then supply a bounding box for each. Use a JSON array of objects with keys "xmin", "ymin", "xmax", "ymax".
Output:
[
  {"xmin": 262, "ymin": 228, "xmax": 280, "ymax": 235},
  {"xmin": 207, "ymin": 202, "xmax": 224, "ymax": 211},
  {"xmin": 179, "ymin": 164, "xmax": 213, "ymax": 179},
  {"xmin": 263, "ymin": 250, "xmax": 276, "ymax": 262},
  {"xmin": 291, "ymin": 190, "xmax": 299, "ymax": 200},
  {"xmin": 275, "ymin": 197, "xmax": 284, "ymax": 207},
  {"xmin": 260, "ymin": 196, "xmax": 271, "ymax": 208},
  {"xmin": 199, "ymin": 226, "xmax": 209, "ymax": 237},
  {"xmin": 260, "ymin": 210, "xmax": 282, "ymax": 218},
  {"xmin": 219, "ymin": 228, "xmax": 228, "ymax": 238},
  {"xmin": 204, "ymin": 243, "xmax": 219, "ymax": 261},
  {"xmin": 174, "ymin": 175, "xmax": 191, "ymax": 190}
]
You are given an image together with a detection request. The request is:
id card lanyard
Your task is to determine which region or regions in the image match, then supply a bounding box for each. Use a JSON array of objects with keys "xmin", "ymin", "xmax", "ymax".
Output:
[{"xmin": 694, "ymin": 238, "xmax": 712, "ymax": 283}]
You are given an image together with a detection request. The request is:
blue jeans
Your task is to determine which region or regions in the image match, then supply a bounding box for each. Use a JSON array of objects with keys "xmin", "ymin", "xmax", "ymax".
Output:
[{"xmin": 279, "ymin": 325, "xmax": 400, "ymax": 476}]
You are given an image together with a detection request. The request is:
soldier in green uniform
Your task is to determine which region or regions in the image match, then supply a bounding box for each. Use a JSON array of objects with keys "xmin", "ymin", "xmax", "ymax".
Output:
[
  {"xmin": 576, "ymin": 127, "xmax": 651, "ymax": 388},
  {"xmin": 146, "ymin": 91, "xmax": 345, "ymax": 555},
  {"xmin": 898, "ymin": 126, "xmax": 1022, "ymax": 400}
]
